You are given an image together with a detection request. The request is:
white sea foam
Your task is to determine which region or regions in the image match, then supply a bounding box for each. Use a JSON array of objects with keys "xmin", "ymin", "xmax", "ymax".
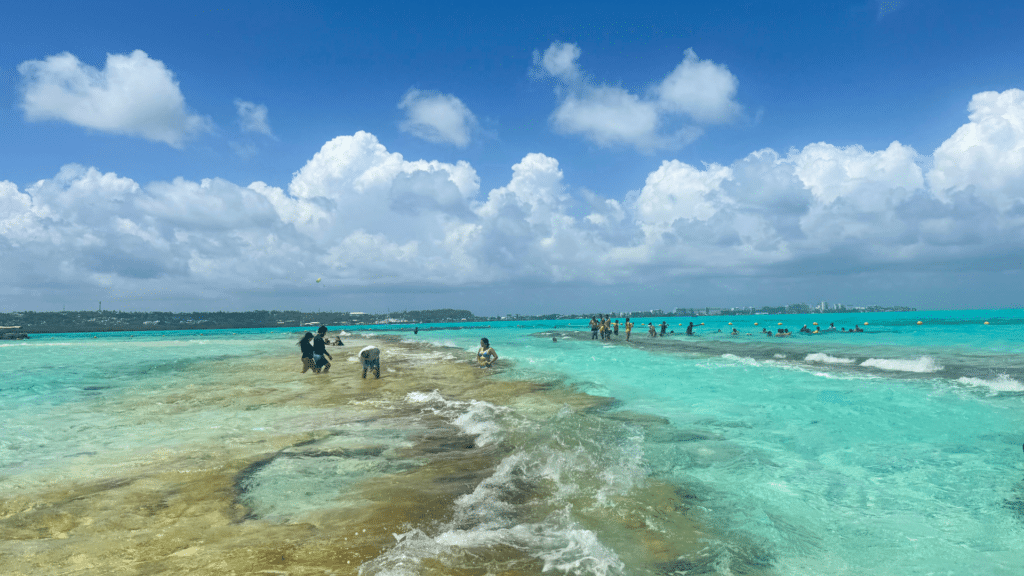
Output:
[
  {"xmin": 364, "ymin": 518, "xmax": 625, "ymax": 576},
  {"xmin": 721, "ymin": 353, "xmax": 759, "ymax": 366},
  {"xmin": 804, "ymin": 353, "xmax": 855, "ymax": 364},
  {"xmin": 859, "ymin": 356, "xmax": 943, "ymax": 373},
  {"xmin": 405, "ymin": 390, "xmax": 508, "ymax": 446},
  {"xmin": 956, "ymin": 374, "xmax": 1024, "ymax": 394}
]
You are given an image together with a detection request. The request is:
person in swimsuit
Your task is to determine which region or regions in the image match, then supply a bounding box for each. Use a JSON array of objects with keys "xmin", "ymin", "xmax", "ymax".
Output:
[
  {"xmin": 313, "ymin": 325, "xmax": 333, "ymax": 372},
  {"xmin": 298, "ymin": 332, "xmax": 318, "ymax": 373},
  {"xmin": 660, "ymin": 321, "xmax": 668, "ymax": 336},
  {"xmin": 625, "ymin": 318, "xmax": 633, "ymax": 341},
  {"xmin": 590, "ymin": 317, "xmax": 599, "ymax": 340},
  {"xmin": 613, "ymin": 319, "xmax": 619, "ymax": 336},
  {"xmin": 358, "ymin": 345, "xmax": 381, "ymax": 378},
  {"xmin": 477, "ymin": 338, "xmax": 498, "ymax": 367}
]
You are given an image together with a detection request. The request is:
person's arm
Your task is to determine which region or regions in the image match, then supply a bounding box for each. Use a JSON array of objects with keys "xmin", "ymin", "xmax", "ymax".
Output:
[{"xmin": 489, "ymin": 348, "xmax": 498, "ymax": 365}]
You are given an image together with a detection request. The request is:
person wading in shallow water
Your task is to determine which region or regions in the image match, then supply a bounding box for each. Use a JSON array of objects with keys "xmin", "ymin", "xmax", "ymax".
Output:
[
  {"xmin": 313, "ymin": 325, "xmax": 333, "ymax": 373},
  {"xmin": 477, "ymin": 338, "xmax": 498, "ymax": 367},
  {"xmin": 298, "ymin": 332, "xmax": 318, "ymax": 373}
]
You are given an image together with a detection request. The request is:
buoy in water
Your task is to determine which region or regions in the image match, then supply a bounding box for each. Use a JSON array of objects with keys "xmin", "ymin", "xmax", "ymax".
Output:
[
  {"xmin": 864, "ymin": 322, "xmax": 869, "ymax": 325},
  {"xmin": 316, "ymin": 278, "xmax": 322, "ymax": 283},
  {"xmin": 916, "ymin": 321, "xmax": 923, "ymax": 325},
  {"xmin": 984, "ymin": 321, "xmax": 990, "ymax": 325}
]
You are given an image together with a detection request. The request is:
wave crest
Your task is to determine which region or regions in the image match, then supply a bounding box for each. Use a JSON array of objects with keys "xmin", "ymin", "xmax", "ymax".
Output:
[{"xmin": 859, "ymin": 356, "xmax": 943, "ymax": 373}]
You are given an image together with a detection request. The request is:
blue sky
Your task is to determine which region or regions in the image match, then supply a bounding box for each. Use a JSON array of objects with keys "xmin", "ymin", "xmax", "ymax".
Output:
[{"xmin": 2, "ymin": 0, "xmax": 1024, "ymax": 315}]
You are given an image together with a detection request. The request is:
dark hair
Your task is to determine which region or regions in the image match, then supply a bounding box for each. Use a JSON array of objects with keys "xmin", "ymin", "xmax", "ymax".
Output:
[
  {"xmin": 298, "ymin": 331, "xmax": 313, "ymax": 345},
  {"xmin": 480, "ymin": 337, "xmax": 490, "ymax": 347},
  {"xmin": 317, "ymin": 325, "xmax": 328, "ymax": 334}
]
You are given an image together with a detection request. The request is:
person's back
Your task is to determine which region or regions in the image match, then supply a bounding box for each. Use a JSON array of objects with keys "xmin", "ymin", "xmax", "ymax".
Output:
[
  {"xmin": 313, "ymin": 334, "xmax": 328, "ymax": 355},
  {"xmin": 313, "ymin": 327, "xmax": 333, "ymax": 372},
  {"xmin": 359, "ymin": 345, "xmax": 381, "ymax": 378}
]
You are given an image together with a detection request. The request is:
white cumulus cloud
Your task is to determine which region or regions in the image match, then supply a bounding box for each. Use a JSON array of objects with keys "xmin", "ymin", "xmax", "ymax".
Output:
[
  {"xmin": 532, "ymin": 42, "xmax": 740, "ymax": 150},
  {"xmin": 398, "ymin": 89, "xmax": 479, "ymax": 147},
  {"xmin": 18, "ymin": 50, "xmax": 212, "ymax": 148},
  {"xmin": 927, "ymin": 88, "xmax": 1024, "ymax": 208},
  {"xmin": 656, "ymin": 48, "xmax": 741, "ymax": 123}
]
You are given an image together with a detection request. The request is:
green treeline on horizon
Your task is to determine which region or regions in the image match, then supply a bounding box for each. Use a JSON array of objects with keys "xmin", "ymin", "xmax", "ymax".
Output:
[{"xmin": 0, "ymin": 304, "xmax": 916, "ymax": 334}]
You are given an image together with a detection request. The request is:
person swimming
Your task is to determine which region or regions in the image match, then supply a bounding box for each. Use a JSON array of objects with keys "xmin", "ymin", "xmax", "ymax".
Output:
[{"xmin": 477, "ymin": 338, "xmax": 498, "ymax": 367}]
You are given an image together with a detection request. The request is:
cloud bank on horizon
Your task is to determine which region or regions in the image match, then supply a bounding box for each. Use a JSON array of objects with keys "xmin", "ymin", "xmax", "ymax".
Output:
[
  {"xmin": 4, "ymin": 39, "xmax": 1024, "ymax": 312},
  {"xmin": 3, "ymin": 83, "xmax": 1024, "ymax": 309}
]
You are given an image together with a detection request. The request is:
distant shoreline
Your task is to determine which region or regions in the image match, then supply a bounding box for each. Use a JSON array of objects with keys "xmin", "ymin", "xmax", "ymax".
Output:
[{"xmin": 0, "ymin": 305, "xmax": 939, "ymax": 336}]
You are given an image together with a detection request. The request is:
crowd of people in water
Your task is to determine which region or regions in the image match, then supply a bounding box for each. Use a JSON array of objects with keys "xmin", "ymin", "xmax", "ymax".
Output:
[
  {"xmin": 298, "ymin": 325, "xmax": 498, "ymax": 376},
  {"xmin": 585, "ymin": 317, "xmax": 869, "ymax": 340},
  {"xmin": 298, "ymin": 317, "xmax": 871, "ymax": 375}
]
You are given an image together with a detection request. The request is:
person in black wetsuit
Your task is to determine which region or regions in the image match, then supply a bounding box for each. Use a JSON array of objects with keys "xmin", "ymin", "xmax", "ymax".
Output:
[
  {"xmin": 313, "ymin": 325, "xmax": 333, "ymax": 373},
  {"xmin": 298, "ymin": 332, "xmax": 317, "ymax": 373},
  {"xmin": 686, "ymin": 322, "xmax": 694, "ymax": 336}
]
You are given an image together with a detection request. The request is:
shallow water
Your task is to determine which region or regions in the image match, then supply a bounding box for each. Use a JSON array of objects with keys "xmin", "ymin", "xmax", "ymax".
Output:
[{"xmin": 1, "ymin": 311, "xmax": 1023, "ymax": 575}]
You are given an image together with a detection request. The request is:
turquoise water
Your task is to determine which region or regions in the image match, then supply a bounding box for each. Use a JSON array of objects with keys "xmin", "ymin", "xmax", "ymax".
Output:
[{"xmin": 1, "ymin": 310, "xmax": 1023, "ymax": 575}]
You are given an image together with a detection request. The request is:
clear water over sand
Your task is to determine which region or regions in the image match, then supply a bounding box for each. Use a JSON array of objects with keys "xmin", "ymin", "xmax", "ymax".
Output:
[{"xmin": 2, "ymin": 310, "xmax": 1023, "ymax": 575}]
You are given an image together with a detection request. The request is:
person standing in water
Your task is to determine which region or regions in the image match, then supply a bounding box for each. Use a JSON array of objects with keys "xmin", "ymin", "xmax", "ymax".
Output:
[
  {"xmin": 660, "ymin": 321, "xmax": 668, "ymax": 336},
  {"xmin": 298, "ymin": 332, "xmax": 318, "ymax": 373},
  {"xmin": 590, "ymin": 317, "xmax": 600, "ymax": 340},
  {"xmin": 625, "ymin": 317, "xmax": 633, "ymax": 341},
  {"xmin": 613, "ymin": 319, "xmax": 619, "ymax": 336},
  {"xmin": 477, "ymin": 337, "xmax": 498, "ymax": 367},
  {"xmin": 313, "ymin": 325, "xmax": 333, "ymax": 373}
]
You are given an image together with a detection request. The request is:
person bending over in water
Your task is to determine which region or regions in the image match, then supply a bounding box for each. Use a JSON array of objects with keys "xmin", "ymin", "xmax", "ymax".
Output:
[
  {"xmin": 477, "ymin": 338, "xmax": 498, "ymax": 367},
  {"xmin": 313, "ymin": 325, "xmax": 333, "ymax": 373},
  {"xmin": 298, "ymin": 332, "xmax": 318, "ymax": 373},
  {"xmin": 358, "ymin": 345, "xmax": 381, "ymax": 378}
]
